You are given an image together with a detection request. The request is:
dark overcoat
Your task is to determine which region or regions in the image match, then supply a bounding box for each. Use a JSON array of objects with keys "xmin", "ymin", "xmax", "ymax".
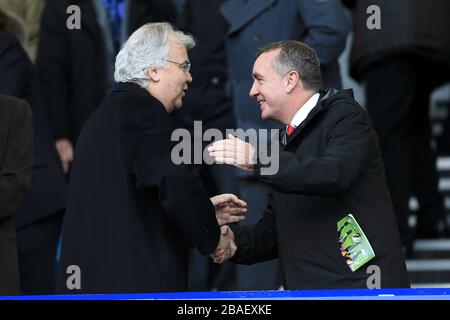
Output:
[
  {"xmin": 59, "ymin": 83, "xmax": 220, "ymax": 293},
  {"xmin": 232, "ymin": 89, "xmax": 410, "ymax": 289},
  {"xmin": 0, "ymin": 32, "xmax": 67, "ymax": 229},
  {"xmin": 0, "ymin": 95, "xmax": 33, "ymax": 295}
]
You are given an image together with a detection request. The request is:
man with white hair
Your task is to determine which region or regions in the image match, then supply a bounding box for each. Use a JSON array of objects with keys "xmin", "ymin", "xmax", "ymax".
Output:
[{"xmin": 58, "ymin": 22, "xmax": 245, "ymax": 294}]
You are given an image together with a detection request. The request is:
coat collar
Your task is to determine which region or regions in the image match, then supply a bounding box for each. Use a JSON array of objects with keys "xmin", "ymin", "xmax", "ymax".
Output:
[
  {"xmin": 282, "ymin": 89, "xmax": 346, "ymax": 146},
  {"xmin": 220, "ymin": 0, "xmax": 278, "ymax": 35},
  {"xmin": 111, "ymin": 82, "xmax": 169, "ymax": 114},
  {"xmin": 111, "ymin": 82, "xmax": 151, "ymax": 96}
]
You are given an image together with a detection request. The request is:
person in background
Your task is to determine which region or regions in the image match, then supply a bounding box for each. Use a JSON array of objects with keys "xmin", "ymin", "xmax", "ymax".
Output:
[
  {"xmin": 36, "ymin": 0, "xmax": 176, "ymax": 175},
  {"xmin": 0, "ymin": 95, "xmax": 33, "ymax": 295},
  {"xmin": 0, "ymin": 9, "xmax": 67, "ymax": 294},
  {"xmin": 344, "ymin": 0, "xmax": 450, "ymax": 256},
  {"xmin": 0, "ymin": 0, "xmax": 46, "ymax": 61}
]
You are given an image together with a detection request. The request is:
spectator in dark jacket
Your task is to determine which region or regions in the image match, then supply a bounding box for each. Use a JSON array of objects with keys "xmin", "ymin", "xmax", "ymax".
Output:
[
  {"xmin": 0, "ymin": 95, "xmax": 33, "ymax": 295},
  {"xmin": 36, "ymin": 0, "xmax": 176, "ymax": 174},
  {"xmin": 345, "ymin": 0, "xmax": 450, "ymax": 254},
  {"xmin": 0, "ymin": 9, "xmax": 67, "ymax": 294}
]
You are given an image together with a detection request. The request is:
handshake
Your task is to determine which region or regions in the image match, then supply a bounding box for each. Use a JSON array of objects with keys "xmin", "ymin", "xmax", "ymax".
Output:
[
  {"xmin": 211, "ymin": 225, "xmax": 236, "ymax": 263},
  {"xmin": 210, "ymin": 194, "xmax": 244, "ymax": 264}
]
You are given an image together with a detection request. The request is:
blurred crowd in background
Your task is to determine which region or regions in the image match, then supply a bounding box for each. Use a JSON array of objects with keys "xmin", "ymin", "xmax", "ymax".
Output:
[{"xmin": 0, "ymin": 0, "xmax": 449, "ymax": 295}]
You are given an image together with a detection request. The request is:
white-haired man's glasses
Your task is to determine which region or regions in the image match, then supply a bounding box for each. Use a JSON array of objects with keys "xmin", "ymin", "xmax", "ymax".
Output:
[{"xmin": 163, "ymin": 59, "xmax": 191, "ymax": 73}]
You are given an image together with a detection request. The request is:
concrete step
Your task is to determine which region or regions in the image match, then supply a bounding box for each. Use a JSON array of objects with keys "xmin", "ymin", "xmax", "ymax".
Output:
[
  {"xmin": 407, "ymin": 240, "xmax": 450, "ymax": 286},
  {"xmin": 406, "ymin": 259, "xmax": 450, "ymax": 272}
]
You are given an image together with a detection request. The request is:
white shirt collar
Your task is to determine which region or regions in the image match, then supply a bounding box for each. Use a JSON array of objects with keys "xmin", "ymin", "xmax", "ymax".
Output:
[{"xmin": 288, "ymin": 93, "xmax": 320, "ymax": 128}]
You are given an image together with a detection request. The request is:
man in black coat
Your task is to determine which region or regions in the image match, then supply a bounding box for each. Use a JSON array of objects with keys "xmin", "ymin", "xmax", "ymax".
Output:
[
  {"xmin": 0, "ymin": 95, "xmax": 33, "ymax": 295},
  {"xmin": 58, "ymin": 22, "xmax": 245, "ymax": 294},
  {"xmin": 36, "ymin": 0, "xmax": 176, "ymax": 174},
  {"xmin": 0, "ymin": 28, "xmax": 67, "ymax": 294},
  {"xmin": 209, "ymin": 41, "xmax": 410, "ymax": 289}
]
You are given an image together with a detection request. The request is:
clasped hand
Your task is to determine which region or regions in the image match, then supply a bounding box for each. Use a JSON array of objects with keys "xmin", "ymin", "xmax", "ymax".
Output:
[
  {"xmin": 209, "ymin": 194, "xmax": 242, "ymax": 263},
  {"xmin": 210, "ymin": 225, "xmax": 236, "ymax": 263}
]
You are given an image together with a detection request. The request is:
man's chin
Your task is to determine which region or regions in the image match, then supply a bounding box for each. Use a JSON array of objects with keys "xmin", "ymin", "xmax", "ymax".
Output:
[
  {"xmin": 260, "ymin": 111, "xmax": 269, "ymax": 120},
  {"xmin": 174, "ymin": 101, "xmax": 183, "ymax": 110},
  {"xmin": 166, "ymin": 102, "xmax": 182, "ymax": 114}
]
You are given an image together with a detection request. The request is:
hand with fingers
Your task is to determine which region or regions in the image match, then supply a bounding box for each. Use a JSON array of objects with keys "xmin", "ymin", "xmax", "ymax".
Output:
[
  {"xmin": 208, "ymin": 134, "xmax": 256, "ymax": 171},
  {"xmin": 55, "ymin": 138, "xmax": 73, "ymax": 174},
  {"xmin": 210, "ymin": 193, "xmax": 247, "ymax": 226},
  {"xmin": 210, "ymin": 225, "xmax": 237, "ymax": 263}
]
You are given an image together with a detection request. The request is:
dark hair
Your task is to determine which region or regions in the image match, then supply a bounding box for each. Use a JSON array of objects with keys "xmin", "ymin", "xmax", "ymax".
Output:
[
  {"xmin": 0, "ymin": 9, "xmax": 26, "ymax": 44},
  {"xmin": 256, "ymin": 41, "xmax": 323, "ymax": 91}
]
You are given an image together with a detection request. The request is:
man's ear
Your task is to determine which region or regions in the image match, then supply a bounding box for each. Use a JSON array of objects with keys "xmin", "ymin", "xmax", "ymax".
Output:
[
  {"xmin": 284, "ymin": 70, "xmax": 300, "ymax": 93},
  {"xmin": 148, "ymin": 68, "xmax": 160, "ymax": 82}
]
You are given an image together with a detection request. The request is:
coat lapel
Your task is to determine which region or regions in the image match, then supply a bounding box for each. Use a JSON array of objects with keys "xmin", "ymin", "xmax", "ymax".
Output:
[
  {"xmin": 220, "ymin": 0, "xmax": 278, "ymax": 35},
  {"xmin": 285, "ymin": 90, "xmax": 335, "ymax": 146}
]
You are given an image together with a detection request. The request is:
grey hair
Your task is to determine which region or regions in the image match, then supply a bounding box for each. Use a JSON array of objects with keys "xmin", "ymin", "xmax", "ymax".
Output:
[
  {"xmin": 114, "ymin": 22, "xmax": 195, "ymax": 88},
  {"xmin": 256, "ymin": 41, "xmax": 323, "ymax": 92}
]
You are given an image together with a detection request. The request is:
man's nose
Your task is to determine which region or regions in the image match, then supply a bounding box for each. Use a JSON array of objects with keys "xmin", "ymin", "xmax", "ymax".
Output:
[{"xmin": 186, "ymin": 71, "xmax": 193, "ymax": 84}]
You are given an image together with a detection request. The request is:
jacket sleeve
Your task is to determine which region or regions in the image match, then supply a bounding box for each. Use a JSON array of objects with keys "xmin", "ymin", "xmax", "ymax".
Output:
[
  {"xmin": 120, "ymin": 104, "xmax": 220, "ymax": 255},
  {"xmin": 35, "ymin": 0, "xmax": 70, "ymax": 140},
  {"xmin": 230, "ymin": 192, "xmax": 278, "ymax": 264},
  {"xmin": 297, "ymin": 0, "xmax": 351, "ymax": 65},
  {"xmin": 257, "ymin": 106, "xmax": 374, "ymax": 196},
  {"xmin": 0, "ymin": 100, "xmax": 33, "ymax": 221}
]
